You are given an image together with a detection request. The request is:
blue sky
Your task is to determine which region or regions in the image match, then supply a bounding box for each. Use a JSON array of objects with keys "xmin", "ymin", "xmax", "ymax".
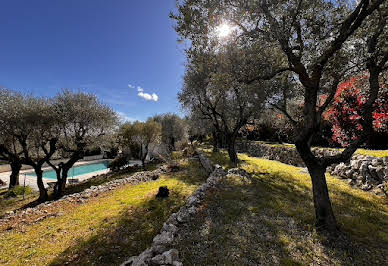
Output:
[{"xmin": 0, "ymin": 0, "xmax": 187, "ymax": 122}]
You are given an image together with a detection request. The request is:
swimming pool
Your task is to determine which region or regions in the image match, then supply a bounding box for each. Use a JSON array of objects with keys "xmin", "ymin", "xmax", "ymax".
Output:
[{"xmin": 26, "ymin": 161, "xmax": 110, "ymax": 180}]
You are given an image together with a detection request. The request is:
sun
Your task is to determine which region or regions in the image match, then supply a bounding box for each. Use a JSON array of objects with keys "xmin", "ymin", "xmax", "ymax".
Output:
[{"xmin": 216, "ymin": 23, "xmax": 233, "ymax": 38}]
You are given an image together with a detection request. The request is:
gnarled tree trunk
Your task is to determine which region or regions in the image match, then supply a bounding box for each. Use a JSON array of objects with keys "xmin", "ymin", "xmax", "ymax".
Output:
[
  {"xmin": 306, "ymin": 160, "xmax": 338, "ymax": 233},
  {"xmin": 9, "ymin": 160, "xmax": 21, "ymax": 189},
  {"xmin": 35, "ymin": 167, "xmax": 48, "ymax": 202},
  {"xmin": 296, "ymin": 139, "xmax": 339, "ymax": 234},
  {"xmin": 226, "ymin": 133, "xmax": 238, "ymax": 163}
]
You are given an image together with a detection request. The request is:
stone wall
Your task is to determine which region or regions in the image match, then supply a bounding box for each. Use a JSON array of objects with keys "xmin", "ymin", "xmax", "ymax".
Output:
[
  {"xmin": 236, "ymin": 141, "xmax": 388, "ymax": 195},
  {"xmin": 121, "ymin": 153, "xmax": 228, "ymax": 266},
  {"xmin": 0, "ymin": 165, "xmax": 170, "ymax": 227}
]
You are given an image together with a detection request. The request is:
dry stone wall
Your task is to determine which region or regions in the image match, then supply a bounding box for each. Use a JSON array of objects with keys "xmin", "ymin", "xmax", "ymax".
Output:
[
  {"xmin": 0, "ymin": 165, "xmax": 169, "ymax": 226},
  {"xmin": 121, "ymin": 153, "xmax": 228, "ymax": 266},
  {"xmin": 236, "ymin": 141, "xmax": 388, "ymax": 195}
]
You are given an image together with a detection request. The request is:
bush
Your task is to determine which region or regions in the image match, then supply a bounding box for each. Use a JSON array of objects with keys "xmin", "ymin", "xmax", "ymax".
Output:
[
  {"xmin": 11, "ymin": 185, "xmax": 33, "ymax": 196},
  {"xmin": 108, "ymin": 156, "xmax": 128, "ymax": 171}
]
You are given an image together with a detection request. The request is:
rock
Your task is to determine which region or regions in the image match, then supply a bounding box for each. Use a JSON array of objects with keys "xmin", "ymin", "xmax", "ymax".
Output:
[
  {"xmin": 368, "ymin": 165, "xmax": 379, "ymax": 180},
  {"xmin": 150, "ymin": 254, "xmax": 165, "ymax": 265},
  {"xmin": 360, "ymin": 162, "xmax": 369, "ymax": 176},
  {"xmin": 187, "ymin": 195, "xmax": 200, "ymax": 206},
  {"xmin": 344, "ymin": 169, "xmax": 354, "ymax": 179},
  {"xmin": 162, "ymin": 249, "xmax": 179, "ymax": 265},
  {"xmin": 375, "ymin": 167, "xmax": 385, "ymax": 181},
  {"xmin": 350, "ymin": 159, "xmax": 362, "ymax": 169},
  {"xmin": 156, "ymin": 186, "xmax": 169, "ymax": 198},
  {"xmin": 153, "ymin": 231, "xmax": 174, "ymax": 245},
  {"xmin": 176, "ymin": 211, "xmax": 188, "ymax": 224},
  {"xmin": 162, "ymin": 223, "xmax": 178, "ymax": 235}
]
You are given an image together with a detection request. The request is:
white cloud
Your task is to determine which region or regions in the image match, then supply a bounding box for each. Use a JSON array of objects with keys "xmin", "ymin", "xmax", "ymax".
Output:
[
  {"xmin": 128, "ymin": 84, "xmax": 158, "ymax": 102},
  {"xmin": 138, "ymin": 91, "xmax": 158, "ymax": 101},
  {"xmin": 117, "ymin": 111, "xmax": 136, "ymax": 123}
]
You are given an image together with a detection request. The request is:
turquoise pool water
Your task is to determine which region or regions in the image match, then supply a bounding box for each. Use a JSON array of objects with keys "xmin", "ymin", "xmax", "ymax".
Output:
[{"xmin": 26, "ymin": 161, "xmax": 110, "ymax": 180}]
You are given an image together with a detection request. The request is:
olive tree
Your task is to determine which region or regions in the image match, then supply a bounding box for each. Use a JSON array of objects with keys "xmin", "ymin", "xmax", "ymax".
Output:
[
  {"xmin": 119, "ymin": 120, "xmax": 162, "ymax": 169},
  {"xmin": 0, "ymin": 89, "xmax": 26, "ymax": 188},
  {"xmin": 172, "ymin": 0, "xmax": 388, "ymax": 233},
  {"xmin": 152, "ymin": 113, "xmax": 188, "ymax": 152},
  {"xmin": 47, "ymin": 90, "xmax": 118, "ymax": 199},
  {"xmin": 180, "ymin": 43, "xmax": 272, "ymax": 163}
]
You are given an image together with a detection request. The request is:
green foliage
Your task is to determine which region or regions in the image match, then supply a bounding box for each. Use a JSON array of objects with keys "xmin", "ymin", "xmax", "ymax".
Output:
[
  {"xmin": 11, "ymin": 185, "xmax": 34, "ymax": 196},
  {"xmin": 108, "ymin": 156, "xmax": 128, "ymax": 171},
  {"xmin": 118, "ymin": 120, "xmax": 162, "ymax": 162},
  {"xmin": 152, "ymin": 113, "xmax": 188, "ymax": 151}
]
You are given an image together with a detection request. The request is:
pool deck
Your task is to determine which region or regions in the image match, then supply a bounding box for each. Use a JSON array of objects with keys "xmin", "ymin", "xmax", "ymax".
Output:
[{"xmin": 0, "ymin": 159, "xmax": 142, "ymax": 190}]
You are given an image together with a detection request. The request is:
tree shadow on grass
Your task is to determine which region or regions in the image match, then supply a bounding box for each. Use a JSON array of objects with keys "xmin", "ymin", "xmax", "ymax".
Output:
[
  {"xmin": 49, "ymin": 189, "xmax": 188, "ymax": 266},
  {"xmin": 48, "ymin": 159, "xmax": 207, "ymax": 266},
  {"xmin": 173, "ymin": 170, "xmax": 388, "ymax": 265}
]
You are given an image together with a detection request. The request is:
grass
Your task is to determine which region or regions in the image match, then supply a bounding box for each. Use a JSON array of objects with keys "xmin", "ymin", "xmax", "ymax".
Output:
[
  {"xmin": 0, "ymin": 163, "xmax": 159, "ymax": 218},
  {"xmin": 0, "ymin": 159, "xmax": 207, "ymax": 266},
  {"xmin": 174, "ymin": 150, "xmax": 388, "ymax": 265},
  {"xmin": 355, "ymin": 148, "xmax": 388, "ymax": 158}
]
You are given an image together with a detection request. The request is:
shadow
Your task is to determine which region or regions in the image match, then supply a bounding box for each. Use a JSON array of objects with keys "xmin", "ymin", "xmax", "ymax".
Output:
[
  {"xmin": 172, "ymin": 172, "xmax": 387, "ymax": 265},
  {"xmin": 47, "ymin": 158, "xmax": 207, "ymax": 266},
  {"xmin": 168, "ymin": 159, "xmax": 208, "ymax": 187},
  {"xmin": 49, "ymin": 189, "xmax": 189, "ymax": 266}
]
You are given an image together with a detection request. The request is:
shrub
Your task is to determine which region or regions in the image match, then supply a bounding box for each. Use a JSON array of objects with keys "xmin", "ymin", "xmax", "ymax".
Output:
[
  {"xmin": 108, "ymin": 156, "xmax": 128, "ymax": 171},
  {"xmin": 325, "ymin": 75, "xmax": 388, "ymax": 147},
  {"xmin": 11, "ymin": 185, "xmax": 33, "ymax": 196}
]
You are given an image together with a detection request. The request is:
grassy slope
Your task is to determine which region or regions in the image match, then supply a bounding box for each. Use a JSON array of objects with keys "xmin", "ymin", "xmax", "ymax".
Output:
[
  {"xmin": 0, "ymin": 159, "xmax": 207, "ymax": 266},
  {"xmin": 0, "ymin": 164, "xmax": 159, "ymax": 218},
  {"xmin": 173, "ymin": 151, "xmax": 388, "ymax": 265}
]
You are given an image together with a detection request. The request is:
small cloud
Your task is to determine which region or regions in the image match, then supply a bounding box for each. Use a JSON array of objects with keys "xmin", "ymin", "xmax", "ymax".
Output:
[
  {"xmin": 138, "ymin": 91, "xmax": 154, "ymax": 101},
  {"xmin": 128, "ymin": 84, "xmax": 158, "ymax": 102},
  {"xmin": 117, "ymin": 111, "xmax": 136, "ymax": 123}
]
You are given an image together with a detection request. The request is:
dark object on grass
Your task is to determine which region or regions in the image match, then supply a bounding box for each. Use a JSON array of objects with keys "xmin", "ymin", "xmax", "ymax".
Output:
[
  {"xmin": 151, "ymin": 174, "xmax": 159, "ymax": 181},
  {"xmin": 156, "ymin": 186, "xmax": 169, "ymax": 198}
]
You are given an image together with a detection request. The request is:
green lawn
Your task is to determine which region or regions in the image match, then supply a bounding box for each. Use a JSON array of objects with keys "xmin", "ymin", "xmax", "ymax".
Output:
[
  {"xmin": 174, "ymin": 150, "xmax": 388, "ymax": 265},
  {"xmin": 0, "ymin": 159, "xmax": 207, "ymax": 266}
]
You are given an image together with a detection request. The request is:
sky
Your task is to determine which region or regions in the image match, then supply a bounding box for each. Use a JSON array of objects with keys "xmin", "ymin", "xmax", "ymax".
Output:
[{"xmin": 0, "ymin": 0, "xmax": 187, "ymax": 122}]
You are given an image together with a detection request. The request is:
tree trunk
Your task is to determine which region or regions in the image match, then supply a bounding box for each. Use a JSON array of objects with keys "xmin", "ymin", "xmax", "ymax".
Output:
[
  {"xmin": 306, "ymin": 161, "xmax": 339, "ymax": 234},
  {"xmin": 227, "ymin": 134, "xmax": 238, "ymax": 163},
  {"xmin": 54, "ymin": 168, "xmax": 68, "ymax": 200},
  {"xmin": 141, "ymin": 158, "xmax": 146, "ymax": 170},
  {"xmin": 212, "ymin": 131, "xmax": 219, "ymax": 152},
  {"xmin": 170, "ymin": 137, "xmax": 175, "ymax": 151},
  {"xmin": 9, "ymin": 160, "xmax": 21, "ymax": 189},
  {"xmin": 53, "ymin": 168, "xmax": 62, "ymax": 198},
  {"xmin": 56, "ymin": 168, "xmax": 69, "ymax": 198},
  {"xmin": 35, "ymin": 168, "xmax": 48, "ymax": 202}
]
